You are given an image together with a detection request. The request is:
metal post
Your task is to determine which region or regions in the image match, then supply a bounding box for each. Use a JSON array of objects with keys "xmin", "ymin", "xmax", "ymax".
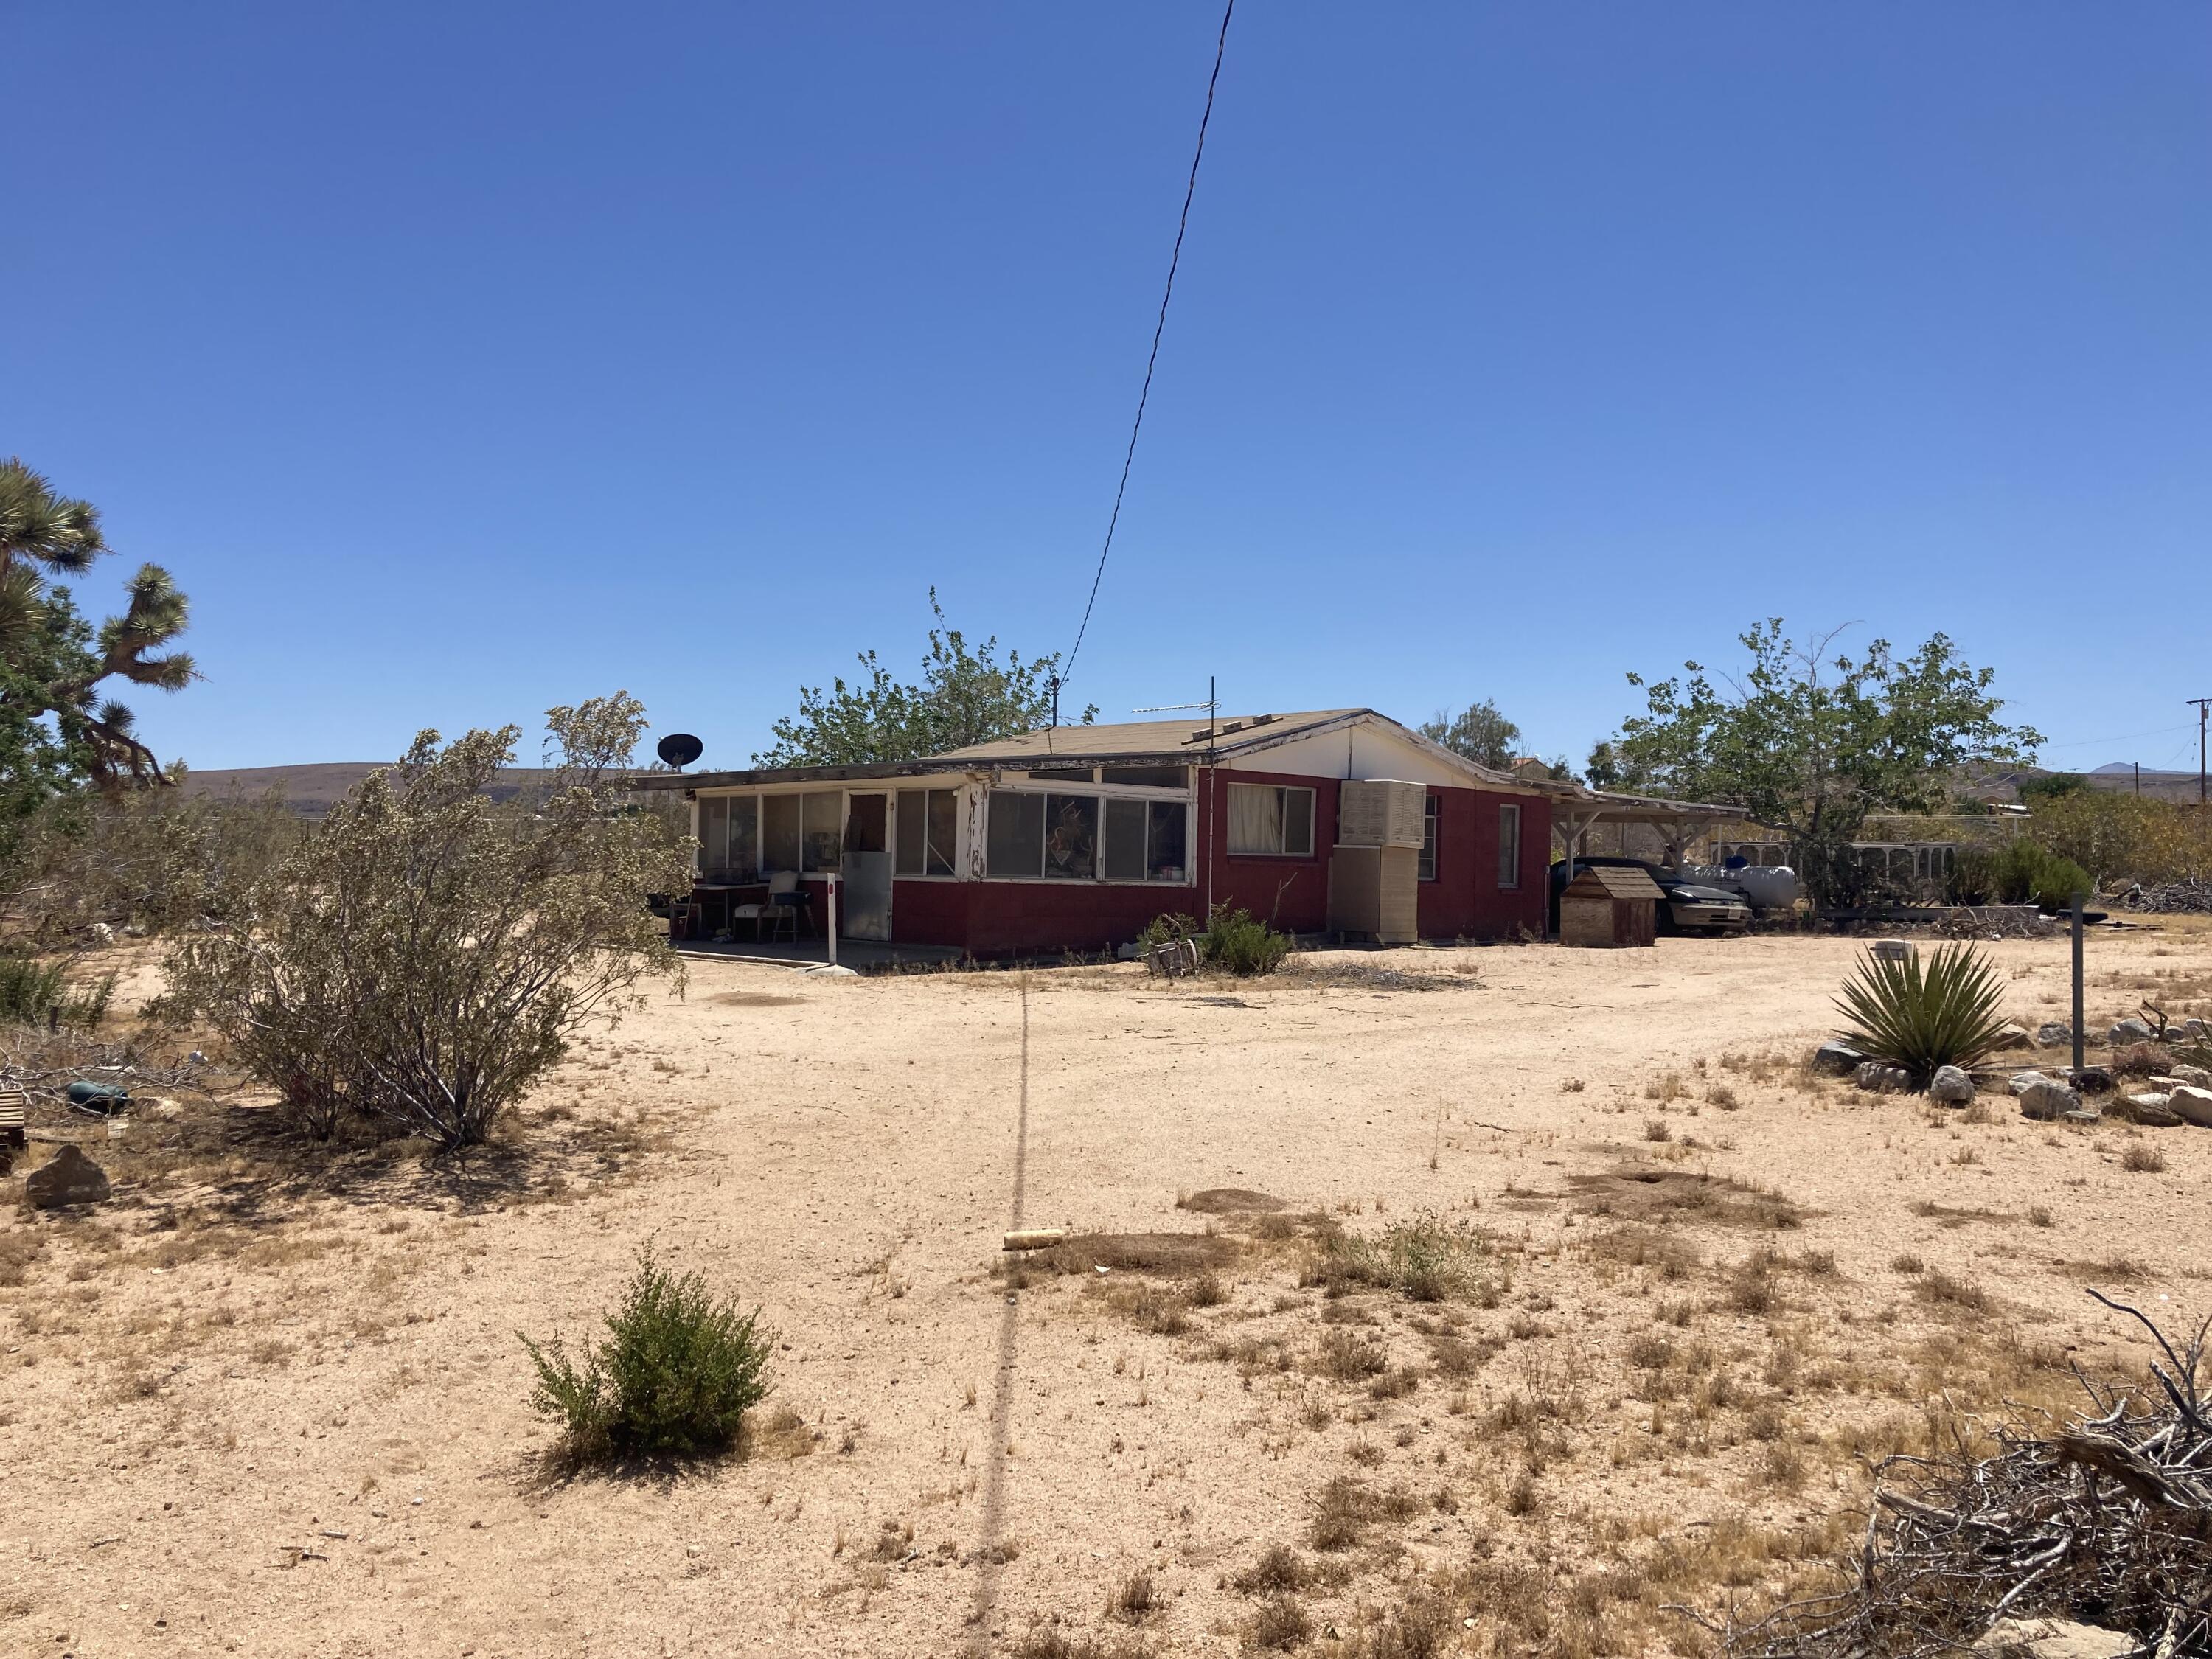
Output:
[
  {"xmin": 827, "ymin": 877, "xmax": 838, "ymax": 968},
  {"xmin": 2070, "ymin": 891, "xmax": 2085, "ymax": 1078},
  {"xmin": 2192, "ymin": 698, "xmax": 2212, "ymax": 806}
]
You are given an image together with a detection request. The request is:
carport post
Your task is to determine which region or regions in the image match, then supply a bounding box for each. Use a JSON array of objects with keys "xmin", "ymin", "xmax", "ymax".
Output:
[{"xmin": 2070, "ymin": 891, "xmax": 2084, "ymax": 1076}]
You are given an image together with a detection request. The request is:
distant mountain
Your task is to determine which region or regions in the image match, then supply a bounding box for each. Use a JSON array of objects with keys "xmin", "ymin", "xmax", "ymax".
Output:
[{"xmin": 178, "ymin": 763, "xmax": 566, "ymax": 818}]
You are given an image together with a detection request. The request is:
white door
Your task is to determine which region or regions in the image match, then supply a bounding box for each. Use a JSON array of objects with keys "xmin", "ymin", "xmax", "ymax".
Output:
[{"xmin": 842, "ymin": 793, "xmax": 891, "ymax": 941}]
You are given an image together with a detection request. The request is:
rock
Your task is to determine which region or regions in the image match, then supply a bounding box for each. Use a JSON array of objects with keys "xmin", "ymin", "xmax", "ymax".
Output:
[
  {"xmin": 1972, "ymin": 1616, "xmax": 2132, "ymax": 1659},
  {"xmin": 24, "ymin": 1143, "xmax": 110, "ymax": 1208},
  {"xmin": 2035, "ymin": 1022, "xmax": 2073, "ymax": 1047},
  {"xmin": 2107, "ymin": 1018, "xmax": 2156, "ymax": 1045},
  {"xmin": 2070, "ymin": 1066, "xmax": 2115, "ymax": 1095},
  {"xmin": 1812, "ymin": 1039, "xmax": 1865, "ymax": 1077},
  {"xmin": 2168, "ymin": 1084, "xmax": 2212, "ymax": 1127},
  {"xmin": 1853, "ymin": 1060, "xmax": 1911, "ymax": 1093},
  {"xmin": 2169, "ymin": 1063, "xmax": 2211, "ymax": 1088},
  {"xmin": 2018, "ymin": 1079, "xmax": 2082, "ymax": 1121},
  {"xmin": 2059, "ymin": 1109, "xmax": 2102, "ymax": 1125},
  {"xmin": 1989, "ymin": 1023, "xmax": 2034, "ymax": 1051},
  {"xmin": 86, "ymin": 921, "xmax": 114, "ymax": 946},
  {"xmin": 2116, "ymin": 1093, "xmax": 2183, "ymax": 1127},
  {"xmin": 1929, "ymin": 1065, "xmax": 1977, "ymax": 1104},
  {"xmin": 2008, "ymin": 1070, "xmax": 2051, "ymax": 1096},
  {"xmin": 2185, "ymin": 1018, "xmax": 2209, "ymax": 1040}
]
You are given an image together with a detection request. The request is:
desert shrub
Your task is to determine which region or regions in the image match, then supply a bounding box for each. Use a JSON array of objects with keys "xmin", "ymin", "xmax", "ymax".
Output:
[
  {"xmin": 0, "ymin": 952, "xmax": 114, "ymax": 1029},
  {"xmin": 520, "ymin": 1243, "xmax": 773, "ymax": 1462},
  {"xmin": 163, "ymin": 695, "xmax": 689, "ymax": 1147},
  {"xmin": 1318, "ymin": 1214, "xmax": 1492, "ymax": 1302},
  {"xmin": 1833, "ymin": 942, "xmax": 2006, "ymax": 1082},
  {"xmin": 2025, "ymin": 788, "xmax": 2212, "ymax": 886},
  {"xmin": 1137, "ymin": 911, "xmax": 1200, "ymax": 951},
  {"xmin": 1201, "ymin": 905, "xmax": 1292, "ymax": 976}
]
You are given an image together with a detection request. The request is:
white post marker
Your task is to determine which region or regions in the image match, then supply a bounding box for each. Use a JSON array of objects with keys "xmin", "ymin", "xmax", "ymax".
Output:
[{"xmin": 827, "ymin": 876, "xmax": 838, "ymax": 968}]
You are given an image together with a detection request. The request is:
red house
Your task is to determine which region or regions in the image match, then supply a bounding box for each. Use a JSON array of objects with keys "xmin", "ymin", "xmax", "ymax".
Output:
[{"xmin": 648, "ymin": 709, "xmax": 1563, "ymax": 958}]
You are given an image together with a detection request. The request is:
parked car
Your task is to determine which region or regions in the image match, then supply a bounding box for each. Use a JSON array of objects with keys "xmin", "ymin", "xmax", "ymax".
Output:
[{"xmin": 1548, "ymin": 856, "xmax": 1752, "ymax": 936}]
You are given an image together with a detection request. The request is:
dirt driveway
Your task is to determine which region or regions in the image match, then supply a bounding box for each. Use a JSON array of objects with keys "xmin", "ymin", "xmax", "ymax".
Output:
[{"xmin": 6, "ymin": 926, "xmax": 2208, "ymax": 1657}]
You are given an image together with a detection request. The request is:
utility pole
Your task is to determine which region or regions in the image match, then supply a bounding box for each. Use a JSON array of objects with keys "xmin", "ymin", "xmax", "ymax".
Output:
[{"xmin": 2192, "ymin": 698, "xmax": 2212, "ymax": 805}]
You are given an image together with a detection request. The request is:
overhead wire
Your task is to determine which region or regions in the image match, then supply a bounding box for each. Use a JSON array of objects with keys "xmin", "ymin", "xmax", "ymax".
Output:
[{"xmin": 1060, "ymin": 0, "xmax": 1237, "ymax": 692}]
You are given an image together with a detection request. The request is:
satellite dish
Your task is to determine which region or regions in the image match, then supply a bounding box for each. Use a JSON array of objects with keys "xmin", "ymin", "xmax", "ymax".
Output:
[{"xmin": 656, "ymin": 733, "xmax": 704, "ymax": 770}]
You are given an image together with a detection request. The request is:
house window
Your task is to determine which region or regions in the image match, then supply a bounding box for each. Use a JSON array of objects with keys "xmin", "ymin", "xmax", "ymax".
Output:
[
  {"xmin": 1104, "ymin": 798, "xmax": 1190, "ymax": 883},
  {"xmin": 1419, "ymin": 793, "xmax": 1439, "ymax": 882},
  {"xmin": 1226, "ymin": 784, "xmax": 1315, "ymax": 857},
  {"xmin": 698, "ymin": 795, "xmax": 726, "ymax": 876},
  {"xmin": 1498, "ymin": 803, "xmax": 1522, "ymax": 889},
  {"xmin": 894, "ymin": 788, "xmax": 959, "ymax": 877},
  {"xmin": 762, "ymin": 793, "xmax": 802, "ymax": 872},
  {"xmin": 728, "ymin": 796, "xmax": 758, "ymax": 877}
]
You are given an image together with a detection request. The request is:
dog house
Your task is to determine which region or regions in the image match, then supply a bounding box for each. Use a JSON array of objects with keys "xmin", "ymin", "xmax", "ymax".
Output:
[{"xmin": 1559, "ymin": 864, "xmax": 1662, "ymax": 948}]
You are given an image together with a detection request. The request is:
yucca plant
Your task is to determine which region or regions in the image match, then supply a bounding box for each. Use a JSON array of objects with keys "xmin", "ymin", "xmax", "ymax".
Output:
[{"xmin": 1833, "ymin": 942, "xmax": 2007, "ymax": 1083}]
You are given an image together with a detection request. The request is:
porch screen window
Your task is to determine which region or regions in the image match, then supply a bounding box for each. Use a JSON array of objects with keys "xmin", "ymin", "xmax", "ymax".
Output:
[
  {"xmin": 1419, "ymin": 794, "xmax": 1439, "ymax": 882},
  {"xmin": 698, "ymin": 796, "xmax": 727, "ymax": 876},
  {"xmin": 1498, "ymin": 804, "xmax": 1522, "ymax": 889},
  {"xmin": 762, "ymin": 793, "xmax": 802, "ymax": 872},
  {"xmin": 1043, "ymin": 794, "xmax": 1097, "ymax": 880},
  {"xmin": 728, "ymin": 796, "xmax": 758, "ymax": 877},
  {"xmin": 895, "ymin": 789, "xmax": 959, "ymax": 877},
  {"xmin": 987, "ymin": 790, "xmax": 1043, "ymax": 877},
  {"xmin": 801, "ymin": 790, "xmax": 843, "ymax": 872},
  {"xmin": 1227, "ymin": 784, "xmax": 1314, "ymax": 857}
]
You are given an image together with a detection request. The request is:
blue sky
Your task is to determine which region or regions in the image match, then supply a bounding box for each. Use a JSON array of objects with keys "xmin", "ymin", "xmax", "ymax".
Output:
[{"xmin": 10, "ymin": 3, "xmax": 2208, "ymax": 775}]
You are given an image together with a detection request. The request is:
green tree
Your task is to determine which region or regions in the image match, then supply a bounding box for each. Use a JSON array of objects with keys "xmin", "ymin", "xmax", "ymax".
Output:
[
  {"xmin": 1419, "ymin": 698, "xmax": 1523, "ymax": 771},
  {"xmin": 2017, "ymin": 771, "xmax": 2089, "ymax": 804},
  {"xmin": 1598, "ymin": 622, "xmax": 2042, "ymax": 904},
  {"xmin": 0, "ymin": 459, "xmax": 195, "ymax": 793},
  {"xmin": 756, "ymin": 591, "xmax": 1093, "ymax": 766}
]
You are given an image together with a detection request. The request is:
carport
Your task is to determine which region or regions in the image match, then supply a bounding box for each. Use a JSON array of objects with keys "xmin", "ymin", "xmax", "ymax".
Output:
[{"xmin": 1553, "ymin": 791, "xmax": 1759, "ymax": 878}]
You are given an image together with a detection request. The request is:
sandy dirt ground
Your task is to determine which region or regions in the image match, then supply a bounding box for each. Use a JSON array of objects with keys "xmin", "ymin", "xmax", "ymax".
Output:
[{"xmin": 5, "ymin": 923, "xmax": 2211, "ymax": 1658}]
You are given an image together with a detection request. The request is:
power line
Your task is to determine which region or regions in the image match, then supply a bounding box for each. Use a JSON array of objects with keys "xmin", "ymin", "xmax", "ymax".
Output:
[{"xmin": 1060, "ymin": 0, "xmax": 1236, "ymax": 689}]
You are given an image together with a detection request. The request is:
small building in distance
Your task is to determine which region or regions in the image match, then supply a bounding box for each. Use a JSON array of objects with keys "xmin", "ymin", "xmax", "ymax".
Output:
[{"xmin": 1558, "ymin": 863, "xmax": 1663, "ymax": 949}]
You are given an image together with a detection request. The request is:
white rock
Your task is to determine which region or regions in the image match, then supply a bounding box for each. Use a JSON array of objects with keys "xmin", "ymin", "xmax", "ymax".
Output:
[
  {"xmin": 2107, "ymin": 1018, "xmax": 2156, "ymax": 1045},
  {"xmin": 1972, "ymin": 1615, "xmax": 2132, "ymax": 1659},
  {"xmin": 2035, "ymin": 1022, "xmax": 2072, "ymax": 1046},
  {"xmin": 1929, "ymin": 1065, "xmax": 1976, "ymax": 1104},
  {"xmin": 2008, "ymin": 1070, "xmax": 2050, "ymax": 1096},
  {"xmin": 2018, "ymin": 1079, "xmax": 2081, "ymax": 1121}
]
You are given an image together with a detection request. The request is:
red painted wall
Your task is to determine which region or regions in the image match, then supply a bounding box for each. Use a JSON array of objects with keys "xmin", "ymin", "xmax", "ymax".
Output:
[{"xmin": 883, "ymin": 768, "xmax": 1553, "ymax": 956}]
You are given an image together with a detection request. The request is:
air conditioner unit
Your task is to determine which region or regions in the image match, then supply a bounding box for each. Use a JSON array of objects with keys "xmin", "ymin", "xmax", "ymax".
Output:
[{"xmin": 1337, "ymin": 779, "xmax": 1425, "ymax": 848}]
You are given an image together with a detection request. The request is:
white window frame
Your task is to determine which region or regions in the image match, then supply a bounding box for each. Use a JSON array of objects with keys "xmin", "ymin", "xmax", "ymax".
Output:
[
  {"xmin": 1498, "ymin": 802, "xmax": 1522, "ymax": 890},
  {"xmin": 1419, "ymin": 793, "xmax": 1439, "ymax": 883},
  {"xmin": 893, "ymin": 786, "xmax": 964, "ymax": 880},
  {"xmin": 1225, "ymin": 783, "xmax": 1316, "ymax": 858}
]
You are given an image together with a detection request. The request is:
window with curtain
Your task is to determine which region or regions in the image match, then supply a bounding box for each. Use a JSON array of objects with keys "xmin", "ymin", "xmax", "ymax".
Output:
[
  {"xmin": 895, "ymin": 788, "xmax": 959, "ymax": 877},
  {"xmin": 1498, "ymin": 803, "xmax": 1522, "ymax": 889},
  {"xmin": 1226, "ymin": 784, "xmax": 1314, "ymax": 856},
  {"xmin": 1419, "ymin": 794, "xmax": 1439, "ymax": 881}
]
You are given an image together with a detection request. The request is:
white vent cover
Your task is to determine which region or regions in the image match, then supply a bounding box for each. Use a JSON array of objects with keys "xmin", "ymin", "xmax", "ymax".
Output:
[{"xmin": 1338, "ymin": 779, "xmax": 1426, "ymax": 848}]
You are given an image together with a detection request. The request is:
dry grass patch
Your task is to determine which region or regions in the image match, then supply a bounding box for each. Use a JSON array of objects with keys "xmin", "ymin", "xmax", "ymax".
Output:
[{"xmin": 1568, "ymin": 1165, "xmax": 1805, "ymax": 1230}]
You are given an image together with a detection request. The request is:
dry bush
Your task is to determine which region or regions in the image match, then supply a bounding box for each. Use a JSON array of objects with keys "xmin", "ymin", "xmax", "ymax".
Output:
[
  {"xmin": 1309, "ymin": 1214, "xmax": 1494, "ymax": 1303},
  {"xmin": 1316, "ymin": 1329, "xmax": 1387, "ymax": 1382},
  {"xmin": 2121, "ymin": 1142, "xmax": 2168, "ymax": 1174},
  {"xmin": 1010, "ymin": 1628, "xmax": 1152, "ymax": 1659},
  {"xmin": 1232, "ymin": 1545, "xmax": 1310, "ymax": 1596},
  {"xmin": 1245, "ymin": 1596, "xmax": 1313, "ymax": 1650},
  {"xmin": 1106, "ymin": 1568, "xmax": 1155, "ymax": 1624},
  {"xmin": 1913, "ymin": 1270, "xmax": 1990, "ymax": 1314}
]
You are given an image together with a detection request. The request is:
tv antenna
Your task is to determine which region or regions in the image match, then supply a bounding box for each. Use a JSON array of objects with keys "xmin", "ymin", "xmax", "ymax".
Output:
[{"xmin": 1132, "ymin": 677, "xmax": 1219, "ymax": 744}]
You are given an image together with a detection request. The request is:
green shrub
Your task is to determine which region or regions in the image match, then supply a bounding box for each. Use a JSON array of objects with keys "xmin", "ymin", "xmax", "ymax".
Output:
[
  {"xmin": 1833, "ymin": 942, "xmax": 2006, "ymax": 1082},
  {"xmin": 0, "ymin": 953, "xmax": 114, "ymax": 1029},
  {"xmin": 521, "ymin": 1244, "xmax": 774, "ymax": 1463},
  {"xmin": 1138, "ymin": 912, "xmax": 1201, "ymax": 951},
  {"xmin": 1201, "ymin": 905, "xmax": 1292, "ymax": 977},
  {"xmin": 1980, "ymin": 838, "xmax": 2090, "ymax": 910}
]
